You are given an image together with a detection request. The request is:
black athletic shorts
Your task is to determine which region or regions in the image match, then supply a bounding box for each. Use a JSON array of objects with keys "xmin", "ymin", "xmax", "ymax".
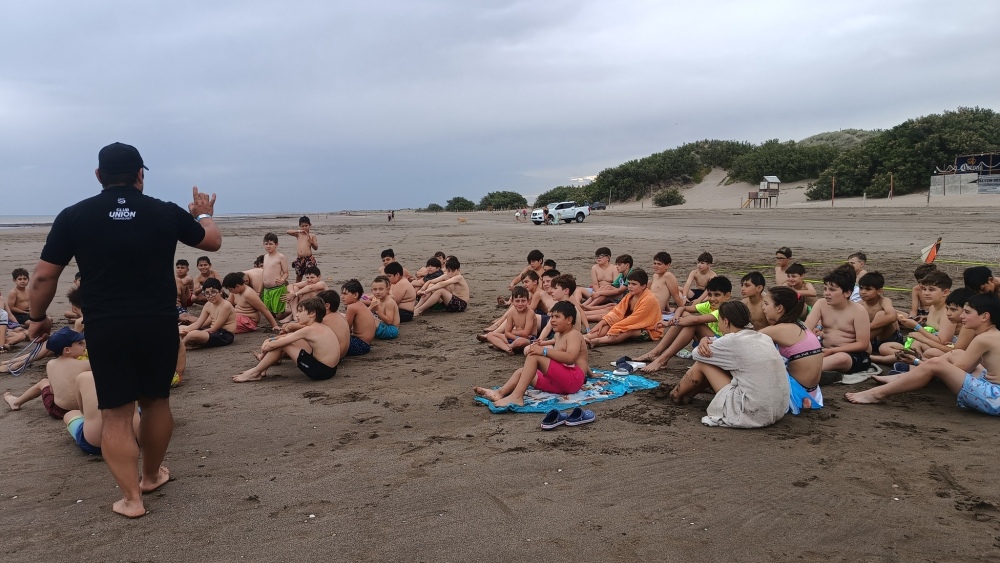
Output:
[
  {"xmin": 86, "ymin": 316, "xmax": 179, "ymax": 409},
  {"xmin": 297, "ymin": 350, "xmax": 338, "ymax": 381},
  {"xmin": 846, "ymin": 351, "xmax": 872, "ymax": 374}
]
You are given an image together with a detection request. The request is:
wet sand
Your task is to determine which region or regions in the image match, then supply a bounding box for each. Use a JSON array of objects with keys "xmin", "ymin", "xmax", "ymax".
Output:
[{"xmin": 2, "ymin": 205, "xmax": 999, "ymax": 562}]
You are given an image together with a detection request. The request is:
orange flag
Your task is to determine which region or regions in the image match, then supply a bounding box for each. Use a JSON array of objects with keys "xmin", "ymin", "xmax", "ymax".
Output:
[{"xmin": 920, "ymin": 237, "xmax": 942, "ymax": 263}]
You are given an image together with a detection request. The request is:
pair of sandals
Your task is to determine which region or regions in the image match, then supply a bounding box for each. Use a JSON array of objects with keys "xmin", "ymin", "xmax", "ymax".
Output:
[
  {"xmin": 541, "ymin": 407, "xmax": 595, "ymax": 430},
  {"xmin": 611, "ymin": 356, "xmax": 646, "ymax": 376}
]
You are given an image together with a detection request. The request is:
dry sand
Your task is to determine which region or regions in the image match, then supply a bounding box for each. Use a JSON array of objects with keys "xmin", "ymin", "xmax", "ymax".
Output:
[{"xmin": 2, "ymin": 201, "xmax": 1000, "ymax": 562}]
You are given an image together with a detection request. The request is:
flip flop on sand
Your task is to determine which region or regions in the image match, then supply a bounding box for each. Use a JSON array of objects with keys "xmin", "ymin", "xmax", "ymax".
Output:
[{"xmin": 612, "ymin": 359, "xmax": 645, "ymax": 376}]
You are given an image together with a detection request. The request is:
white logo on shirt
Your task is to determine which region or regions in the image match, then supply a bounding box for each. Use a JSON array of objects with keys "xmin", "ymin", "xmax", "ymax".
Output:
[
  {"xmin": 118, "ymin": 198, "xmax": 126, "ymax": 204},
  {"xmin": 109, "ymin": 208, "xmax": 137, "ymax": 220}
]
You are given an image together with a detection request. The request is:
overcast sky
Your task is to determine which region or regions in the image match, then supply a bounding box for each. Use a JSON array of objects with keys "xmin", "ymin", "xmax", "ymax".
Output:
[{"xmin": 2, "ymin": 0, "xmax": 997, "ymax": 214}]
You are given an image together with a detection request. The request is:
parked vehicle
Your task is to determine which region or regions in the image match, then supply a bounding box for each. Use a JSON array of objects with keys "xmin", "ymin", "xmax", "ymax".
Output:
[
  {"xmin": 530, "ymin": 201, "xmax": 591, "ymax": 225},
  {"xmin": 590, "ymin": 201, "xmax": 607, "ymax": 210}
]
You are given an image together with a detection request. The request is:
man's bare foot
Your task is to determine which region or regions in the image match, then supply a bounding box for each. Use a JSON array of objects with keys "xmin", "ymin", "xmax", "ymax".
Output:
[
  {"xmin": 872, "ymin": 373, "xmax": 901, "ymax": 384},
  {"xmin": 492, "ymin": 396, "xmax": 523, "ymax": 408},
  {"xmin": 473, "ymin": 387, "xmax": 504, "ymax": 402},
  {"xmin": 113, "ymin": 498, "xmax": 148, "ymax": 518},
  {"xmin": 845, "ymin": 391, "xmax": 883, "ymax": 404},
  {"xmin": 140, "ymin": 466, "xmax": 171, "ymax": 494},
  {"xmin": 233, "ymin": 370, "xmax": 265, "ymax": 382},
  {"xmin": 3, "ymin": 391, "xmax": 20, "ymax": 410}
]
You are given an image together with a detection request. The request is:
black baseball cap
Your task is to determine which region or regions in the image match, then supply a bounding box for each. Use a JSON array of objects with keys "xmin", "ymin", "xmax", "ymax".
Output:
[{"xmin": 98, "ymin": 142, "xmax": 149, "ymax": 175}]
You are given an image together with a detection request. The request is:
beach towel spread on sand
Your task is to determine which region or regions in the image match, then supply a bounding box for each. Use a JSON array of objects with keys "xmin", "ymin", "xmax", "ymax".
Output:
[
  {"xmin": 602, "ymin": 289, "xmax": 664, "ymax": 340},
  {"xmin": 475, "ymin": 370, "xmax": 660, "ymax": 413}
]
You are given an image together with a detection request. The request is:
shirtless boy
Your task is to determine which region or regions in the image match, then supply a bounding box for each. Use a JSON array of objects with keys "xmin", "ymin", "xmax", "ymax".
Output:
[
  {"xmin": 784, "ymin": 263, "xmax": 817, "ymax": 308},
  {"xmin": 537, "ymin": 274, "xmax": 589, "ymax": 340},
  {"xmin": 7, "ymin": 268, "xmax": 31, "ymax": 325},
  {"xmin": 803, "ymin": 266, "xmax": 872, "ymax": 376},
  {"xmin": 379, "ymin": 248, "xmax": 414, "ymax": 281},
  {"xmin": 583, "ymin": 254, "xmax": 632, "ymax": 312},
  {"xmin": 287, "ymin": 215, "xmax": 319, "ymax": 283},
  {"xmin": 64, "ymin": 272, "xmax": 83, "ymax": 321},
  {"xmin": 872, "ymin": 271, "xmax": 954, "ymax": 364},
  {"xmin": 62, "ymin": 370, "xmax": 139, "ymax": 455},
  {"xmin": 260, "ymin": 232, "xmax": 290, "ymax": 318},
  {"xmin": 847, "ymin": 251, "xmax": 868, "ymax": 302},
  {"xmin": 4, "ymin": 327, "xmax": 88, "ymax": 417},
  {"xmin": 191, "ymin": 256, "xmax": 221, "ymax": 305},
  {"xmin": 963, "ymin": 266, "xmax": 1000, "ymax": 299},
  {"xmin": 508, "ymin": 249, "xmax": 545, "ymax": 291},
  {"xmin": 281, "ymin": 290, "xmax": 350, "ymax": 359},
  {"xmin": 175, "ymin": 259, "xmax": 194, "ymax": 310},
  {"xmin": 342, "ymin": 279, "xmax": 376, "ymax": 356},
  {"xmin": 179, "ymin": 278, "xmax": 237, "ymax": 348},
  {"xmin": 586, "ymin": 247, "xmax": 616, "ymax": 297},
  {"xmin": 740, "ymin": 271, "xmax": 768, "ymax": 329},
  {"xmin": 681, "ymin": 252, "xmax": 717, "ymax": 304},
  {"xmin": 774, "ymin": 247, "xmax": 793, "ymax": 286},
  {"xmin": 486, "ymin": 286, "xmax": 537, "ymax": 354},
  {"xmin": 222, "ymin": 272, "xmax": 279, "ymax": 333},
  {"xmin": 474, "ymin": 301, "xmax": 589, "ymax": 407},
  {"xmin": 281, "ymin": 266, "xmax": 329, "ymax": 323},
  {"xmin": 650, "ymin": 252, "xmax": 683, "ymax": 313},
  {"xmin": 385, "ymin": 262, "xmax": 416, "ymax": 322},
  {"xmin": 243, "ymin": 255, "xmax": 265, "ymax": 294},
  {"xmin": 856, "ymin": 272, "xmax": 904, "ymax": 362},
  {"xmin": 413, "ymin": 256, "xmax": 470, "ymax": 316},
  {"xmin": 908, "ymin": 263, "xmax": 938, "ymax": 322},
  {"xmin": 234, "ymin": 297, "xmax": 341, "ymax": 382},
  {"xmin": 846, "ymin": 293, "xmax": 1000, "ymax": 415},
  {"xmin": 369, "ymin": 275, "xmax": 400, "ymax": 340}
]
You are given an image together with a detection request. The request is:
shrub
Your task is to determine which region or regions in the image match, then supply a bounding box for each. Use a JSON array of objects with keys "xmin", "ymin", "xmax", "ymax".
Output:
[
  {"xmin": 653, "ymin": 188, "xmax": 685, "ymax": 207},
  {"xmin": 425, "ymin": 203, "xmax": 444, "ymax": 212}
]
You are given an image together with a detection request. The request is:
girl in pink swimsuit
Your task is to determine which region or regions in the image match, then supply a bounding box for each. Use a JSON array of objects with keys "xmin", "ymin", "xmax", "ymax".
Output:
[{"xmin": 760, "ymin": 287, "xmax": 825, "ymax": 411}]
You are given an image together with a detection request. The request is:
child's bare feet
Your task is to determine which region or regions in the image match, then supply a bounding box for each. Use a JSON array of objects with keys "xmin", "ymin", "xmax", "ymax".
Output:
[
  {"xmin": 4, "ymin": 391, "xmax": 20, "ymax": 411},
  {"xmin": 113, "ymin": 498, "xmax": 148, "ymax": 518},
  {"xmin": 140, "ymin": 466, "xmax": 171, "ymax": 494},
  {"xmin": 473, "ymin": 387, "xmax": 503, "ymax": 402},
  {"xmin": 640, "ymin": 360, "xmax": 664, "ymax": 373},
  {"xmin": 233, "ymin": 369, "xmax": 265, "ymax": 382},
  {"xmin": 845, "ymin": 391, "xmax": 882, "ymax": 404},
  {"xmin": 492, "ymin": 396, "xmax": 523, "ymax": 408}
]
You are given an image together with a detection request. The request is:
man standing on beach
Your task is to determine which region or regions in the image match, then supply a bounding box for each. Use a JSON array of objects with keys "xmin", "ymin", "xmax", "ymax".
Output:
[{"xmin": 27, "ymin": 142, "xmax": 221, "ymax": 518}]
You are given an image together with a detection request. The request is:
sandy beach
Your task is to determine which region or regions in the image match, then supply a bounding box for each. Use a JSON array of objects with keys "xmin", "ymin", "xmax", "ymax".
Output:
[{"xmin": 2, "ymin": 197, "xmax": 1000, "ymax": 562}]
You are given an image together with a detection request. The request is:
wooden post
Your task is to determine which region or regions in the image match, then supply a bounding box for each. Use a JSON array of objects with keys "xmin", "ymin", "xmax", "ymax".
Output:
[
  {"xmin": 831, "ymin": 176, "xmax": 836, "ymax": 207},
  {"xmin": 889, "ymin": 173, "xmax": 894, "ymax": 200}
]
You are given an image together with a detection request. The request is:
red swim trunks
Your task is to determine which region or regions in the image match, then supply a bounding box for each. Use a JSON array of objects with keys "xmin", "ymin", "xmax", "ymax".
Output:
[
  {"xmin": 235, "ymin": 313, "xmax": 258, "ymax": 334},
  {"xmin": 41, "ymin": 386, "xmax": 70, "ymax": 420},
  {"xmin": 534, "ymin": 362, "xmax": 585, "ymax": 394}
]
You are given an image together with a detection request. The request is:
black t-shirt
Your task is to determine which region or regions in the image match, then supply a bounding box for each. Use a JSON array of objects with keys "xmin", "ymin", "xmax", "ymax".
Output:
[{"xmin": 40, "ymin": 186, "xmax": 206, "ymax": 322}]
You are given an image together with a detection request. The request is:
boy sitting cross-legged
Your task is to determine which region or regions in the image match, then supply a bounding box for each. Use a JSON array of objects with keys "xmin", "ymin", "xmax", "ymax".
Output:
[
  {"xmin": 474, "ymin": 301, "xmax": 590, "ymax": 407},
  {"xmin": 636, "ymin": 275, "xmax": 733, "ymax": 372}
]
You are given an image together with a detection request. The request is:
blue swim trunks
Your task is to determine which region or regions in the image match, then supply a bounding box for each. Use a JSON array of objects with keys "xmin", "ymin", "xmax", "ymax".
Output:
[
  {"xmin": 956, "ymin": 371, "xmax": 1000, "ymax": 416},
  {"xmin": 375, "ymin": 321, "xmax": 399, "ymax": 340},
  {"xmin": 347, "ymin": 336, "xmax": 371, "ymax": 356},
  {"xmin": 66, "ymin": 416, "xmax": 101, "ymax": 455}
]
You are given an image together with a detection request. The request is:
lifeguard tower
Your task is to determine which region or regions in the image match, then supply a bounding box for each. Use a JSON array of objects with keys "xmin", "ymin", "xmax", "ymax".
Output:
[{"xmin": 743, "ymin": 175, "xmax": 781, "ymax": 208}]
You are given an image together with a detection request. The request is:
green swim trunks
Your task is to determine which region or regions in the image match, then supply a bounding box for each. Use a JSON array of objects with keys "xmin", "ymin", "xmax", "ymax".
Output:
[{"xmin": 261, "ymin": 285, "xmax": 288, "ymax": 314}]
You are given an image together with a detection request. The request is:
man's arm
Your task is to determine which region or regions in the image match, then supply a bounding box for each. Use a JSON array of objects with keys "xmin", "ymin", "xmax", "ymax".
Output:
[{"xmin": 26, "ymin": 260, "xmax": 65, "ymax": 338}]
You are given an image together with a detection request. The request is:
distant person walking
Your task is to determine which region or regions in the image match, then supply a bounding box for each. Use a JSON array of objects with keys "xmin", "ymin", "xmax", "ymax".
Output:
[{"xmin": 27, "ymin": 142, "xmax": 222, "ymax": 518}]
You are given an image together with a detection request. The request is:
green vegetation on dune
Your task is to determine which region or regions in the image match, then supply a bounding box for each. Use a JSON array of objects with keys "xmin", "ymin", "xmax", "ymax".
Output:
[{"xmin": 526, "ymin": 106, "xmax": 1000, "ymax": 206}]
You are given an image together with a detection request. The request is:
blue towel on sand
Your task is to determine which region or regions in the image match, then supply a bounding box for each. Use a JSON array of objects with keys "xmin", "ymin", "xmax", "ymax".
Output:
[{"xmin": 475, "ymin": 370, "xmax": 660, "ymax": 413}]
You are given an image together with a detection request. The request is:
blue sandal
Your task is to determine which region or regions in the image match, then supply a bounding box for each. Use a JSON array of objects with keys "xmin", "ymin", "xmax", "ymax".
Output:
[
  {"xmin": 540, "ymin": 409, "xmax": 569, "ymax": 430},
  {"xmin": 565, "ymin": 407, "xmax": 595, "ymax": 426}
]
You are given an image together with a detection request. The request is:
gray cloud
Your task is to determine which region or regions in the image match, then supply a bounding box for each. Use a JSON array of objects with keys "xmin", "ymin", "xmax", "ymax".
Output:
[{"xmin": 2, "ymin": 0, "xmax": 997, "ymax": 214}]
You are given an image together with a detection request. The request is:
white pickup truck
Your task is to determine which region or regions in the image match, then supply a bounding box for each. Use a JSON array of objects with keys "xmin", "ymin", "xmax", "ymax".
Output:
[{"xmin": 530, "ymin": 201, "xmax": 591, "ymax": 225}]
